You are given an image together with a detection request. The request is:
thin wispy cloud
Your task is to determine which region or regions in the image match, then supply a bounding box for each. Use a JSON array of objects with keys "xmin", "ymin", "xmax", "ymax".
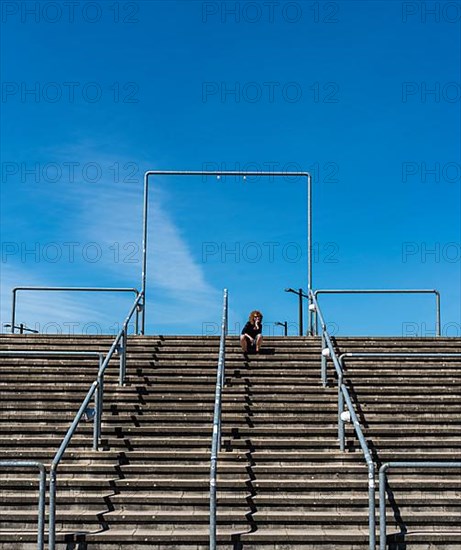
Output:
[
  {"xmin": 1, "ymin": 143, "xmax": 223, "ymax": 334},
  {"xmin": 76, "ymin": 174, "xmax": 223, "ymax": 332}
]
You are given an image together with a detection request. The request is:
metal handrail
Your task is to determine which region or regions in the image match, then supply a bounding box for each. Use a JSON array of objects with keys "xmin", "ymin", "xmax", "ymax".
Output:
[
  {"xmin": 3, "ymin": 323, "xmax": 38, "ymax": 334},
  {"xmin": 48, "ymin": 291, "xmax": 143, "ymax": 550},
  {"xmin": 309, "ymin": 290, "xmax": 376, "ymax": 550},
  {"xmin": 11, "ymin": 286, "xmax": 141, "ymax": 335},
  {"xmin": 209, "ymin": 289, "xmax": 228, "ymax": 550},
  {"xmin": 379, "ymin": 462, "xmax": 461, "ymax": 549},
  {"xmin": 337, "ymin": 352, "xmax": 461, "ymax": 452},
  {"xmin": 0, "ymin": 461, "xmax": 46, "ymax": 550},
  {"xmin": 312, "ymin": 289, "xmax": 441, "ymax": 337}
]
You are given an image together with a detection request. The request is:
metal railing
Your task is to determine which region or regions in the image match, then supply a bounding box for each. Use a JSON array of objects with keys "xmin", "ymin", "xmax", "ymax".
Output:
[
  {"xmin": 3, "ymin": 323, "xmax": 38, "ymax": 334},
  {"xmin": 11, "ymin": 286, "xmax": 141, "ymax": 335},
  {"xmin": 0, "ymin": 461, "xmax": 46, "ymax": 550},
  {"xmin": 209, "ymin": 289, "xmax": 228, "ymax": 550},
  {"xmin": 142, "ymin": 170, "xmax": 313, "ymax": 335},
  {"xmin": 48, "ymin": 291, "xmax": 143, "ymax": 550},
  {"xmin": 379, "ymin": 462, "xmax": 461, "ymax": 549},
  {"xmin": 337, "ymin": 352, "xmax": 461, "ymax": 451},
  {"xmin": 311, "ymin": 289, "xmax": 441, "ymax": 337},
  {"xmin": 309, "ymin": 290, "xmax": 376, "ymax": 550}
]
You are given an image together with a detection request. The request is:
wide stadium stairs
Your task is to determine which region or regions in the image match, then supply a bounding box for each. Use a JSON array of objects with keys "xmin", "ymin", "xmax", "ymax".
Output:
[{"xmin": 0, "ymin": 334, "xmax": 460, "ymax": 549}]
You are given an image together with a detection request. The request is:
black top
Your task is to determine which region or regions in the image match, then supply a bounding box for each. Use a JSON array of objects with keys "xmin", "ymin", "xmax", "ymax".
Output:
[{"xmin": 241, "ymin": 321, "xmax": 262, "ymax": 338}]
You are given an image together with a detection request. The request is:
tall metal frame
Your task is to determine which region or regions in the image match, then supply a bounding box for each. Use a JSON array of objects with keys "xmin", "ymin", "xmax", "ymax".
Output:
[{"xmin": 141, "ymin": 170, "xmax": 313, "ymax": 335}]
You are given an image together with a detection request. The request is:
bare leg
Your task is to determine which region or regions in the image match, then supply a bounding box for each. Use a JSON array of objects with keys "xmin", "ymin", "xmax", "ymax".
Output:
[
  {"xmin": 240, "ymin": 334, "xmax": 249, "ymax": 353},
  {"xmin": 255, "ymin": 334, "xmax": 263, "ymax": 352}
]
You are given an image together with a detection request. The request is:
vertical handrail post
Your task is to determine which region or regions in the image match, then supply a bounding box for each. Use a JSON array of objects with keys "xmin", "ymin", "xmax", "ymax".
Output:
[
  {"xmin": 368, "ymin": 462, "xmax": 376, "ymax": 550},
  {"xmin": 307, "ymin": 172, "xmax": 313, "ymax": 335},
  {"xmin": 48, "ymin": 468, "xmax": 57, "ymax": 550},
  {"xmin": 435, "ymin": 290, "xmax": 441, "ymax": 337},
  {"xmin": 298, "ymin": 288, "xmax": 303, "ymax": 336},
  {"xmin": 118, "ymin": 328, "xmax": 127, "ymax": 385},
  {"xmin": 37, "ymin": 464, "xmax": 46, "ymax": 550},
  {"xmin": 141, "ymin": 172, "xmax": 149, "ymax": 335},
  {"xmin": 122, "ymin": 327, "xmax": 127, "ymax": 383},
  {"xmin": 11, "ymin": 288, "xmax": 17, "ymax": 334},
  {"xmin": 93, "ymin": 355, "xmax": 104, "ymax": 451},
  {"xmin": 321, "ymin": 333, "xmax": 328, "ymax": 387},
  {"xmin": 338, "ymin": 378, "xmax": 345, "ymax": 451},
  {"xmin": 135, "ymin": 302, "xmax": 140, "ymax": 335},
  {"xmin": 379, "ymin": 464, "xmax": 389, "ymax": 550}
]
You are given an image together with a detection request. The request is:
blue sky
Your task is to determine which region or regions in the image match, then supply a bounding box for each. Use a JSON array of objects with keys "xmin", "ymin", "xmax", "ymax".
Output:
[{"xmin": 1, "ymin": 0, "xmax": 460, "ymax": 336}]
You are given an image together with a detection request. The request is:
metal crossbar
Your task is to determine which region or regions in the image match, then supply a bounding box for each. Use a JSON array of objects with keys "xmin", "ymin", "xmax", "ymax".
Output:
[
  {"xmin": 209, "ymin": 289, "xmax": 228, "ymax": 550},
  {"xmin": 309, "ymin": 290, "xmax": 376, "ymax": 549},
  {"xmin": 311, "ymin": 289, "xmax": 441, "ymax": 337},
  {"xmin": 379, "ymin": 462, "xmax": 461, "ymax": 549},
  {"xmin": 0, "ymin": 461, "xmax": 46, "ymax": 550},
  {"xmin": 11, "ymin": 286, "xmax": 141, "ymax": 335}
]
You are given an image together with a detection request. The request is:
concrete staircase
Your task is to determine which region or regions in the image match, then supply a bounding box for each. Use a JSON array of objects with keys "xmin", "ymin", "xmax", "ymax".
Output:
[
  {"xmin": 333, "ymin": 337, "xmax": 461, "ymax": 548},
  {"xmin": 0, "ymin": 334, "xmax": 460, "ymax": 549}
]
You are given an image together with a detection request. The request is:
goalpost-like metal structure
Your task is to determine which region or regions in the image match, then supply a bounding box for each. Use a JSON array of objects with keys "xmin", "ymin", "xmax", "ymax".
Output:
[{"xmin": 140, "ymin": 170, "xmax": 313, "ymax": 335}]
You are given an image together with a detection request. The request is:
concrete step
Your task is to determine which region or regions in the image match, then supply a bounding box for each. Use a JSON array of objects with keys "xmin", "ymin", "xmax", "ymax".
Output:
[{"xmin": 1, "ymin": 334, "xmax": 460, "ymax": 547}]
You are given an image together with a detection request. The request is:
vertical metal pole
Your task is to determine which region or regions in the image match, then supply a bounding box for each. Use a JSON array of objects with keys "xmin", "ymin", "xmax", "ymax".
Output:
[
  {"xmin": 368, "ymin": 464, "xmax": 376, "ymax": 550},
  {"xmin": 48, "ymin": 469, "xmax": 57, "ymax": 550},
  {"xmin": 122, "ymin": 328, "xmax": 127, "ymax": 383},
  {"xmin": 93, "ymin": 376, "xmax": 101, "ymax": 451},
  {"xmin": 11, "ymin": 289, "xmax": 17, "ymax": 334},
  {"xmin": 435, "ymin": 291, "xmax": 441, "ymax": 337},
  {"xmin": 94, "ymin": 355, "xmax": 103, "ymax": 451},
  {"xmin": 298, "ymin": 289, "xmax": 303, "ymax": 336},
  {"xmin": 379, "ymin": 465, "xmax": 388, "ymax": 550},
  {"xmin": 141, "ymin": 172, "xmax": 150, "ymax": 335},
  {"xmin": 209, "ymin": 456, "xmax": 217, "ymax": 550},
  {"xmin": 321, "ymin": 333, "xmax": 327, "ymax": 387},
  {"xmin": 93, "ymin": 380, "xmax": 99, "ymax": 451},
  {"xmin": 37, "ymin": 465, "xmax": 46, "ymax": 550},
  {"xmin": 119, "ymin": 329, "xmax": 127, "ymax": 385},
  {"xmin": 338, "ymin": 382, "xmax": 345, "ymax": 451},
  {"xmin": 307, "ymin": 173, "xmax": 313, "ymax": 335}
]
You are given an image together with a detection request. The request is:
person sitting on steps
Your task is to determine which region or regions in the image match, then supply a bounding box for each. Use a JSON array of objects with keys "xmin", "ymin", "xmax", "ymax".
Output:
[{"xmin": 240, "ymin": 310, "xmax": 263, "ymax": 354}]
